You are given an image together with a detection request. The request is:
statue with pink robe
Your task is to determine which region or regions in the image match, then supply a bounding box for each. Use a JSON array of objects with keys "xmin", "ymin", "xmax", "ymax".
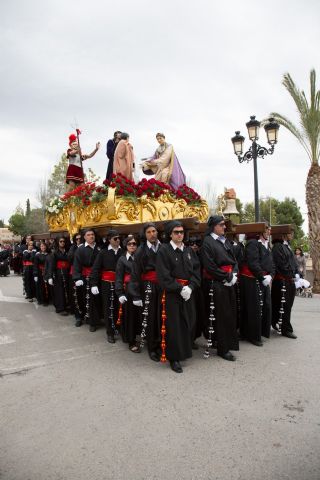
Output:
[{"xmin": 141, "ymin": 133, "xmax": 186, "ymax": 190}]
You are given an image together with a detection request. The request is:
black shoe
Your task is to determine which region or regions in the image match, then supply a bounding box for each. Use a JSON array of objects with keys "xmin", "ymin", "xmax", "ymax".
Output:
[
  {"xmin": 250, "ymin": 340, "xmax": 263, "ymax": 347},
  {"xmin": 282, "ymin": 331, "xmax": 297, "ymax": 339},
  {"xmin": 192, "ymin": 342, "xmax": 199, "ymax": 350},
  {"xmin": 170, "ymin": 361, "xmax": 183, "ymax": 373},
  {"xmin": 107, "ymin": 335, "xmax": 115, "ymax": 343},
  {"xmin": 75, "ymin": 319, "xmax": 82, "ymax": 327},
  {"xmin": 149, "ymin": 351, "xmax": 160, "ymax": 362},
  {"xmin": 219, "ymin": 351, "xmax": 236, "ymax": 361},
  {"xmin": 89, "ymin": 326, "xmax": 96, "ymax": 332}
]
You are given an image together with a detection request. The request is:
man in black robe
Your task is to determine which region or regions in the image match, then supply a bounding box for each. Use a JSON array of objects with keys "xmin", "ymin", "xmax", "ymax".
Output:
[
  {"xmin": 22, "ymin": 241, "xmax": 37, "ymax": 301},
  {"xmin": 200, "ymin": 215, "xmax": 239, "ymax": 361},
  {"xmin": 106, "ymin": 131, "xmax": 121, "ymax": 180},
  {"xmin": 271, "ymin": 230, "xmax": 299, "ymax": 339},
  {"xmin": 73, "ymin": 229, "xmax": 101, "ymax": 331},
  {"xmin": 156, "ymin": 221, "xmax": 201, "ymax": 373},
  {"xmin": 239, "ymin": 224, "xmax": 275, "ymax": 346},
  {"xmin": 47, "ymin": 237, "xmax": 70, "ymax": 315},
  {"xmin": 128, "ymin": 223, "xmax": 162, "ymax": 362},
  {"xmin": 91, "ymin": 229, "xmax": 122, "ymax": 343}
]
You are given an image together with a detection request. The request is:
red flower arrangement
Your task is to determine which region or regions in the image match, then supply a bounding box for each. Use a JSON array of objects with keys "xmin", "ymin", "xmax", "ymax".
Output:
[
  {"xmin": 175, "ymin": 184, "xmax": 202, "ymax": 205},
  {"xmin": 50, "ymin": 175, "xmax": 202, "ymax": 213}
]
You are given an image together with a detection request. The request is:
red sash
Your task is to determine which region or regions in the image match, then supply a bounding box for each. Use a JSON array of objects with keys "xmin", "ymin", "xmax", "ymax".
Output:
[
  {"xmin": 101, "ymin": 270, "xmax": 116, "ymax": 282},
  {"xmin": 203, "ymin": 264, "xmax": 232, "ymax": 280},
  {"xmin": 141, "ymin": 271, "xmax": 158, "ymax": 283},
  {"xmin": 240, "ymin": 264, "xmax": 267, "ymax": 278},
  {"xmin": 176, "ymin": 278, "xmax": 189, "ymax": 286},
  {"xmin": 70, "ymin": 265, "xmax": 74, "ymax": 275},
  {"xmin": 274, "ymin": 273, "xmax": 294, "ymax": 282},
  {"xmin": 124, "ymin": 273, "xmax": 131, "ymax": 284},
  {"xmin": 39, "ymin": 264, "xmax": 45, "ymax": 271},
  {"xmin": 57, "ymin": 260, "xmax": 70, "ymax": 270},
  {"xmin": 23, "ymin": 261, "xmax": 33, "ymax": 266},
  {"xmin": 82, "ymin": 267, "xmax": 92, "ymax": 277}
]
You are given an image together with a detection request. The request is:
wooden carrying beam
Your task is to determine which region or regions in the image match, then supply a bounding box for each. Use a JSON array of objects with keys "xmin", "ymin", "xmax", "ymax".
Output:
[
  {"xmin": 234, "ymin": 222, "xmax": 267, "ymax": 234},
  {"xmin": 270, "ymin": 224, "xmax": 293, "ymax": 235}
]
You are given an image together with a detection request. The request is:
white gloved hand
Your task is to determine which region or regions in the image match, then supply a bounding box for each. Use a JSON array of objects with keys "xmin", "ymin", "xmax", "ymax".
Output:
[
  {"xmin": 295, "ymin": 273, "xmax": 300, "ymax": 280},
  {"xmin": 180, "ymin": 285, "xmax": 192, "ymax": 301},
  {"xmin": 91, "ymin": 286, "xmax": 99, "ymax": 295},
  {"xmin": 34, "ymin": 277, "xmax": 38, "ymax": 282},
  {"xmin": 48, "ymin": 278, "xmax": 53, "ymax": 286},
  {"xmin": 133, "ymin": 299, "xmax": 143, "ymax": 307},
  {"xmin": 294, "ymin": 279, "xmax": 302, "ymax": 289},
  {"xmin": 300, "ymin": 278, "xmax": 310, "ymax": 288},
  {"xmin": 230, "ymin": 273, "xmax": 238, "ymax": 286},
  {"xmin": 75, "ymin": 279, "xmax": 84, "ymax": 287},
  {"xmin": 262, "ymin": 274, "xmax": 272, "ymax": 287},
  {"xmin": 119, "ymin": 295, "xmax": 127, "ymax": 304}
]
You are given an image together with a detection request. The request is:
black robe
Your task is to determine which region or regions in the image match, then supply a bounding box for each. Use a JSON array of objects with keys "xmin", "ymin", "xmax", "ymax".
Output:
[
  {"xmin": 91, "ymin": 247, "xmax": 122, "ymax": 335},
  {"xmin": 67, "ymin": 244, "xmax": 82, "ymax": 319},
  {"xmin": 240, "ymin": 239, "xmax": 275, "ymax": 342},
  {"xmin": 115, "ymin": 254, "xmax": 141, "ymax": 345},
  {"xmin": 128, "ymin": 243, "xmax": 162, "ymax": 354},
  {"xmin": 271, "ymin": 240, "xmax": 298, "ymax": 334},
  {"xmin": 48, "ymin": 249, "xmax": 70, "ymax": 313},
  {"xmin": 33, "ymin": 252, "xmax": 50, "ymax": 305},
  {"xmin": 73, "ymin": 244, "xmax": 101, "ymax": 327},
  {"xmin": 200, "ymin": 235, "xmax": 239, "ymax": 356},
  {"xmin": 156, "ymin": 243, "xmax": 201, "ymax": 362},
  {"xmin": 22, "ymin": 250, "xmax": 36, "ymax": 299}
]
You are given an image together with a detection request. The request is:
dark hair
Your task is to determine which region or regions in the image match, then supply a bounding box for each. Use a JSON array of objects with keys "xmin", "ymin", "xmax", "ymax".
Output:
[
  {"xmin": 72, "ymin": 232, "xmax": 82, "ymax": 244},
  {"xmin": 295, "ymin": 247, "xmax": 303, "ymax": 256},
  {"xmin": 83, "ymin": 228, "xmax": 95, "ymax": 236},
  {"xmin": 123, "ymin": 235, "xmax": 138, "ymax": 249},
  {"xmin": 156, "ymin": 132, "xmax": 165, "ymax": 139},
  {"xmin": 120, "ymin": 132, "xmax": 129, "ymax": 140},
  {"xmin": 114, "ymin": 131, "xmax": 121, "ymax": 138}
]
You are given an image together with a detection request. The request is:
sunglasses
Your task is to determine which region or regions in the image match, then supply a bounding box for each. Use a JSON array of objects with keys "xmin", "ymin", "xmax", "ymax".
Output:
[
  {"xmin": 59, "ymin": 240, "xmax": 65, "ymax": 243},
  {"xmin": 127, "ymin": 242, "xmax": 137, "ymax": 246},
  {"xmin": 76, "ymin": 237, "xmax": 81, "ymax": 241},
  {"xmin": 112, "ymin": 237, "xmax": 120, "ymax": 241},
  {"xmin": 218, "ymin": 223, "xmax": 226, "ymax": 227},
  {"xmin": 172, "ymin": 230, "xmax": 184, "ymax": 235}
]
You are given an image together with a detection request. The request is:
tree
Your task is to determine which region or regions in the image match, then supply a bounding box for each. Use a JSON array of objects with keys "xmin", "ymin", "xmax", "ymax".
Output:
[
  {"xmin": 269, "ymin": 69, "xmax": 320, "ymax": 292},
  {"xmin": 26, "ymin": 199, "xmax": 31, "ymax": 217},
  {"xmin": 8, "ymin": 206, "xmax": 26, "ymax": 237},
  {"xmin": 25, "ymin": 208, "xmax": 48, "ymax": 234},
  {"xmin": 0, "ymin": 219, "xmax": 5, "ymax": 227},
  {"xmin": 47, "ymin": 153, "xmax": 68, "ymax": 199}
]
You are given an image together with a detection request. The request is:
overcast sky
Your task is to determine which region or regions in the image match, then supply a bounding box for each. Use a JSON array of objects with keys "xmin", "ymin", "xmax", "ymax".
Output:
[{"xmin": 1, "ymin": 0, "xmax": 319, "ymax": 230}]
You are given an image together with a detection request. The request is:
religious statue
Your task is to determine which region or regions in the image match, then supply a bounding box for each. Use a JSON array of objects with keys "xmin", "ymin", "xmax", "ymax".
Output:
[
  {"xmin": 141, "ymin": 133, "xmax": 186, "ymax": 190},
  {"xmin": 66, "ymin": 130, "xmax": 100, "ymax": 191},
  {"xmin": 113, "ymin": 132, "xmax": 135, "ymax": 181}
]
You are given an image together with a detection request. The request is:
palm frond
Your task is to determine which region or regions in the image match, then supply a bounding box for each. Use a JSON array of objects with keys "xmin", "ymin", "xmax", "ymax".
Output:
[{"xmin": 269, "ymin": 112, "xmax": 312, "ymax": 162}]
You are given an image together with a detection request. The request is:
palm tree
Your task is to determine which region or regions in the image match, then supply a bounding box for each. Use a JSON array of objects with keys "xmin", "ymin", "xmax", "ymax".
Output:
[{"xmin": 269, "ymin": 69, "xmax": 320, "ymax": 292}]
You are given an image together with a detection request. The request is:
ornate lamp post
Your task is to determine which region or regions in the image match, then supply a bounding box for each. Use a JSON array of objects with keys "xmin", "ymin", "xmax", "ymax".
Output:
[{"xmin": 231, "ymin": 116, "xmax": 279, "ymax": 221}]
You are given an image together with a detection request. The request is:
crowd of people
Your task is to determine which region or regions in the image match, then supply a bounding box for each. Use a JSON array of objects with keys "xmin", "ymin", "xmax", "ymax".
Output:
[{"xmin": 13, "ymin": 216, "xmax": 309, "ymax": 374}]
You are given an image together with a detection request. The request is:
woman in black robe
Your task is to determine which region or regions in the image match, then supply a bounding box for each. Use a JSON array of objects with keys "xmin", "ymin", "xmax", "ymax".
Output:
[
  {"xmin": 67, "ymin": 233, "xmax": 83, "ymax": 325},
  {"xmin": 48, "ymin": 237, "xmax": 70, "ymax": 315},
  {"xmin": 156, "ymin": 221, "xmax": 201, "ymax": 373},
  {"xmin": 33, "ymin": 242, "xmax": 50, "ymax": 306},
  {"xmin": 115, "ymin": 235, "xmax": 142, "ymax": 351},
  {"xmin": 22, "ymin": 241, "xmax": 37, "ymax": 301}
]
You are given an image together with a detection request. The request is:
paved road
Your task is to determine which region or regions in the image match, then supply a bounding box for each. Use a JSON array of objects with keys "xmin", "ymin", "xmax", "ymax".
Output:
[{"xmin": 0, "ymin": 274, "xmax": 319, "ymax": 480}]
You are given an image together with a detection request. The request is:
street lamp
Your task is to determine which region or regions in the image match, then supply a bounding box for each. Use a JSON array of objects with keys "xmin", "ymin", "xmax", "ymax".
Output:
[{"xmin": 231, "ymin": 116, "xmax": 280, "ymax": 221}]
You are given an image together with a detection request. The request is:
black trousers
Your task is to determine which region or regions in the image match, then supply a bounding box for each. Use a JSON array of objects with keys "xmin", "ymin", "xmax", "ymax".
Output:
[
  {"xmin": 272, "ymin": 279, "xmax": 296, "ymax": 334},
  {"xmin": 203, "ymin": 279, "xmax": 239, "ymax": 356},
  {"xmin": 53, "ymin": 269, "xmax": 70, "ymax": 313},
  {"xmin": 101, "ymin": 281, "xmax": 119, "ymax": 335},
  {"xmin": 240, "ymin": 276, "xmax": 271, "ymax": 342}
]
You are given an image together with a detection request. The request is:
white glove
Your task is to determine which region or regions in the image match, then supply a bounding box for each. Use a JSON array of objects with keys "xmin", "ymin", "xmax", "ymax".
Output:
[
  {"xmin": 300, "ymin": 278, "xmax": 310, "ymax": 288},
  {"xmin": 295, "ymin": 273, "xmax": 300, "ymax": 280},
  {"xmin": 180, "ymin": 285, "xmax": 192, "ymax": 301},
  {"xmin": 225, "ymin": 273, "xmax": 238, "ymax": 287},
  {"xmin": 48, "ymin": 278, "xmax": 53, "ymax": 286},
  {"xmin": 119, "ymin": 295, "xmax": 127, "ymax": 304},
  {"xmin": 294, "ymin": 279, "xmax": 302, "ymax": 289},
  {"xmin": 91, "ymin": 286, "xmax": 99, "ymax": 295},
  {"xmin": 34, "ymin": 277, "xmax": 38, "ymax": 282},
  {"xmin": 262, "ymin": 274, "xmax": 272, "ymax": 287},
  {"xmin": 75, "ymin": 279, "xmax": 84, "ymax": 287},
  {"xmin": 133, "ymin": 299, "xmax": 143, "ymax": 307},
  {"xmin": 230, "ymin": 273, "xmax": 238, "ymax": 286}
]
